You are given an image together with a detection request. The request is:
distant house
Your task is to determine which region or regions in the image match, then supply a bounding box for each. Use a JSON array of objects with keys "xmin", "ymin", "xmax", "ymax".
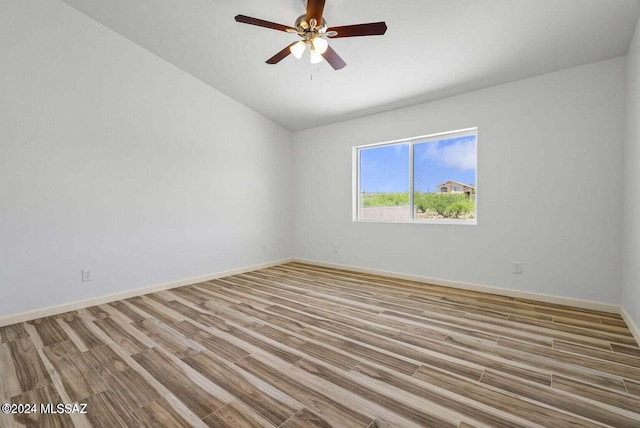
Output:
[{"xmin": 436, "ymin": 180, "xmax": 476, "ymax": 198}]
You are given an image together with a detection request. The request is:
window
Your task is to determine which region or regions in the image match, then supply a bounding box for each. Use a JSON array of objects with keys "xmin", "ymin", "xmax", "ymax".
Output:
[{"xmin": 354, "ymin": 128, "xmax": 477, "ymax": 224}]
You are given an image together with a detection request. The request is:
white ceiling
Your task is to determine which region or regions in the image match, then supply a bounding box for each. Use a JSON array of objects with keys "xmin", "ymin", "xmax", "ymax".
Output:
[{"xmin": 61, "ymin": 0, "xmax": 640, "ymax": 131}]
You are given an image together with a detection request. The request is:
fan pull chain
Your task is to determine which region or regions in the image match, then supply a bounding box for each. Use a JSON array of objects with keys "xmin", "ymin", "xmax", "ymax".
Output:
[{"xmin": 310, "ymin": 64, "xmax": 321, "ymax": 81}]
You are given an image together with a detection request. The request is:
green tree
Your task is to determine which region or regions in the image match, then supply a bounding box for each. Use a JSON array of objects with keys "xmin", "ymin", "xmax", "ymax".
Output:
[
  {"xmin": 416, "ymin": 193, "xmax": 474, "ymax": 218},
  {"xmin": 362, "ymin": 192, "xmax": 409, "ymax": 207},
  {"xmin": 444, "ymin": 199, "xmax": 474, "ymax": 218},
  {"xmin": 364, "ymin": 192, "xmax": 475, "ymax": 219}
]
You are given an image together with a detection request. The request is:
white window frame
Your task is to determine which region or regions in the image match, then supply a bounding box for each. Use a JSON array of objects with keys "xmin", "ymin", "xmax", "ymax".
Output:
[{"xmin": 352, "ymin": 127, "xmax": 478, "ymax": 225}]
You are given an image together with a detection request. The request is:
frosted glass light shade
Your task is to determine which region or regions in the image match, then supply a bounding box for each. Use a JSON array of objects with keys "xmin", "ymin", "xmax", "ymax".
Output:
[
  {"xmin": 310, "ymin": 48, "xmax": 323, "ymax": 64},
  {"xmin": 311, "ymin": 37, "xmax": 328, "ymax": 54},
  {"xmin": 290, "ymin": 41, "xmax": 306, "ymax": 59}
]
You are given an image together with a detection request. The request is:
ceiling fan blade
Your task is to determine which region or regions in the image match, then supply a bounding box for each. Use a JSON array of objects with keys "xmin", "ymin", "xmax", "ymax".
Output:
[
  {"xmin": 306, "ymin": 0, "xmax": 326, "ymax": 25},
  {"xmin": 322, "ymin": 45, "xmax": 346, "ymax": 70},
  {"xmin": 266, "ymin": 42, "xmax": 297, "ymax": 64},
  {"xmin": 327, "ymin": 22, "xmax": 387, "ymax": 38},
  {"xmin": 235, "ymin": 15, "xmax": 295, "ymax": 33}
]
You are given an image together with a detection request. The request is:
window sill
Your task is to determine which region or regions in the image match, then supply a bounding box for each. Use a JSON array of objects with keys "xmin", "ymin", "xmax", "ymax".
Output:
[{"xmin": 354, "ymin": 219, "xmax": 477, "ymax": 225}]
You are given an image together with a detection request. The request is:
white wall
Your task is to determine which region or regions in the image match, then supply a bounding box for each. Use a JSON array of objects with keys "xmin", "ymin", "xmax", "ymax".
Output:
[
  {"xmin": 0, "ymin": 0, "xmax": 632, "ymax": 322},
  {"xmin": 0, "ymin": 0, "xmax": 292, "ymax": 318},
  {"xmin": 623, "ymin": 18, "xmax": 640, "ymax": 329},
  {"xmin": 293, "ymin": 58, "xmax": 626, "ymax": 304}
]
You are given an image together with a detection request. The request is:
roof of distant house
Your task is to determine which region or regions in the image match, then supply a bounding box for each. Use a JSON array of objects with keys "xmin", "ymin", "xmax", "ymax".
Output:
[{"xmin": 437, "ymin": 180, "xmax": 476, "ymax": 189}]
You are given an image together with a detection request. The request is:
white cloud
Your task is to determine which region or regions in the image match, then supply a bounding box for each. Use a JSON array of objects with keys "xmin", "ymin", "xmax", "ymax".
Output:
[
  {"xmin": 419, "ymin": 139, "xmax": 476, "ymax": 171},
  {"xmin": 393, "ymin": 144, "xmax": 405, "ymax": 155}
]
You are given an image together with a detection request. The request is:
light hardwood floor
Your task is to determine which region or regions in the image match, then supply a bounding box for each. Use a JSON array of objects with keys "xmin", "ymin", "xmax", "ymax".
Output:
[{"xmin": 0, "ymin": 262, "xmax": 639, "ymax": 427}]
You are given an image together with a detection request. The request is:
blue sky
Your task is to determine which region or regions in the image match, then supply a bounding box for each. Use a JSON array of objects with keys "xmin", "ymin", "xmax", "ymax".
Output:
[{"xmin": 360, "ymin": 135, "xmax": 476, "ymax": 193}]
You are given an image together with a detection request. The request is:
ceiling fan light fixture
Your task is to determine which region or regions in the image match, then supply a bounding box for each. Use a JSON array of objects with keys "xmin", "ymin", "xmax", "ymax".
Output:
[
  {"xmin": 290, "ymin": 40, "xmax": 307, "ymax": 59},
  {"xmin": 235, "ymin": 0, "xmax": 387, "ymax": 70},
  {"xmin": 311, "ymin": 36, "xmax": 328, "ymax": 54},
  {"xmin": 309, "ymin": 46, "xmax": 323, "ymax": 64}
]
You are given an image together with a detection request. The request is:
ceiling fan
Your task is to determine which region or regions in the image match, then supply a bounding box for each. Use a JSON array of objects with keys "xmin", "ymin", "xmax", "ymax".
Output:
[{"xmin": 235, "ymin": 0, "xmax": 387, "ymax": 70}]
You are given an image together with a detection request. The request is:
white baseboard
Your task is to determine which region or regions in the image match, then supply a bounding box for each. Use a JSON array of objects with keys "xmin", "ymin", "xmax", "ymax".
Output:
[
  {"xmin": 292, "ymin": 258, "xmax": 622, "ymax": 314},
  {"xmin": 620, "ymin": 306, "xmax": 640, "ymax": 345},
  {"xmin": 3, "ymin": 256, "xmax": 635, "ymax": 345},
  {"xmin": 0, "ymin": 258, "xmax": 294, "ymax": 327}
]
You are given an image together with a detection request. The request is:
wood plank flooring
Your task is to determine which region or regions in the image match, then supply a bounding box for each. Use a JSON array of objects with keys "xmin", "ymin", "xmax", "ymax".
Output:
[{"xmin": 1, "ymin": 262, "xmax": 639, "ymax": 427}]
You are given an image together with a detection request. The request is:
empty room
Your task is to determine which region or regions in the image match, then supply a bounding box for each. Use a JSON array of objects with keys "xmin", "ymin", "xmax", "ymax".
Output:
[{"xmin": 1, "ymin": 0, "xmax": 640, "ymax": 426}]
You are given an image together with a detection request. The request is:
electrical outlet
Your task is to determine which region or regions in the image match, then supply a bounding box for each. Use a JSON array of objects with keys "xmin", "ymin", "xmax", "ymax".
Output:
[
  {"xmin": 333, "ymin": 244, "xmax": 339, "ymax": 253},
  {"xmin": 82, "ymin": 269, "xmax": 92, "ymax": 282},
  {"xmin": 261, "ymin": 245, "xmax": 267, "ymax": 253},
  {"xmin": 512, "ymin": 261, "xmax": 523, "ymax": 274}
]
